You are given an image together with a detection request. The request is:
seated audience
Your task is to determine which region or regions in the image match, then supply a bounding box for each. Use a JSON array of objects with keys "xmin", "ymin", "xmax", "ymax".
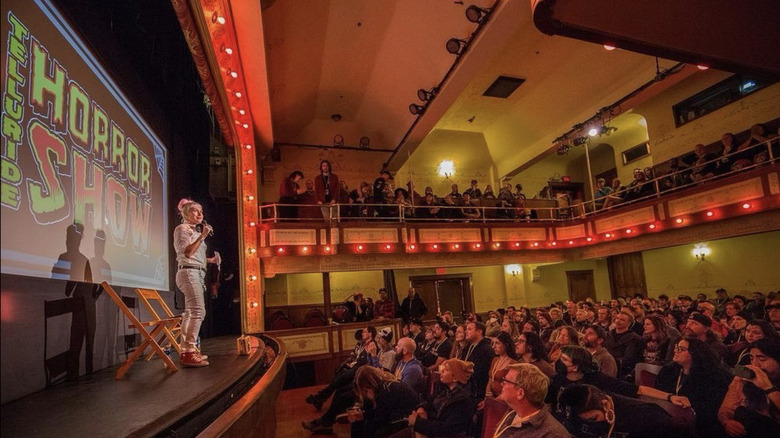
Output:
[
  {"xmin": 368, "ymin": 328, "xmax": 397, "ymax": 371},
  {"xmin": 393, "ymin": 337, "xmax": 425, "ymax": 394},
  {"xmin": 718, "ymin": 337, "xmax": 780, "ymax": 438},
  {"xmin": 417, "ymin": 193, "xmax": 441, "ymax": 219},
  {"xmin": 582, "ymin": 325, "xmax": 618, "ymax": 378},
  {"xmin": 449, "ymin": 324, "xmax": 467, "ymax": 360},
  {"xmin": 655, "ymin": 337, "xmax": 732, "ymax": 436},
  {"xmin": 641, "ymin": 314, "xmax": 676, "ymax": 365},
  {"xmin": 463, "ymin": 179, "xmax": 482, "ymax": 199},
  {"xmin": 549, "ymin": 326, "xmax": 580, "ymax": 363},
  {"xmin": 448, "ymin": 184, "xmax": 462, "ymax": 201},
  {"xmin": 683, "ymin": 312, "xmax": 729, "ymax": 359},
  {"xmin": 491, "ymin": 363, "xmax": 573, "ymax": 437},
  {"xmin": 407, "ymin": 359, "xmax": 476, "ymax": 437},
  {"xmin": 482, "ymin": 184, "xmax": 497, "ymax": 201},
  {"xmin": 502, "ymin": 318, "xmax": 521, "ymax": 339},
  {"xmin": 558, "ymin": 384, "xmax": 690, "ymax": 438},
  {"xmin": 461, "ymin": 193, "xmax": 481, "ymax": 220},
  {"xmin": 601, "ymin": 178, "xmax": 627, "ymax": 209},
  {"xmin": 604, "ymin": 311, "xmax": 643, "ymax": 379},
  {"xmin": 486, "ymin": 332, "xmax": 520, "ymax": 399},
  {"xmin": 347, "ymin": 366, "xmax": 421, "ymax": 438},
  {"xmin": 728, "ymin": 319, "xmax": 779, "ymax": 367},
  {"xmin": 593, "ymin": 178, "xmax": 612, "ymax": 210},
  {"xmin": 515, "ymin": 331, "xmax": 555, "ymax": 378},
  {"xmin": 737, "ymin": 123, "xmax": 773, "ymax": 165},
  {"xmin": 439, "ymin": 195, "xmax": 464, "ymax": 220},
  {"xmin": 689, "ymin": 143, "xmax": 719, "ymax": 182}
]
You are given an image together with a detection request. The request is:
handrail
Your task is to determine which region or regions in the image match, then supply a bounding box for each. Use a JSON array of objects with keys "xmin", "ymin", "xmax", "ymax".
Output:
[{"xmin": 259, "ymin": 136, "xmax": 778, "ymax": 224}]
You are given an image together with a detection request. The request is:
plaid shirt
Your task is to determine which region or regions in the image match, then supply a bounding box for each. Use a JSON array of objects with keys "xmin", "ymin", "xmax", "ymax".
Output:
[{"xmin": 375, "ymin": 298, "xmax": 396, "ymax": 319}]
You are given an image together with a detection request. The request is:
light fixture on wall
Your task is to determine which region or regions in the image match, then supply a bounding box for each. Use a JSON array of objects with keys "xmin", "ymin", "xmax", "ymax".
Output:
[
  {"xmin": 446, "ymin": 38, "xmax": 468, "ymax": 55},
  {"xmin": 465, "ymin": 5, "xmax": 491, "ymax": 24},
  {"xmin": 409, "ymin": 103, "xmax": 426, "ymax": 115},
  {"xmin": 505, "ymin": 264, "xmax": 521, "ymax": 277},
  {"xmin": 417, "ymin": 87, "xmax": 438, "ymax": 102},
  {"xmin": 437, "ymin": 160, "xmax": 455, "ymax": 178},
  {"xmin": 693, "ymin": 243, "xmax": 710, "ymax": 261}
]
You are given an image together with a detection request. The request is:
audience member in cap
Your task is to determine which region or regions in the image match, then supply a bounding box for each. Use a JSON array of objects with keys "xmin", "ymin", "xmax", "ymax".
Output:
[
  {"xmin": 583, "ymin": 325, "xmax": 618, "ymax": 378},
  {"xmin": 654, "ymin": 337, "xmax": 732, "ymax": 436},
  {"xmin": 723, "ymin": 310, "xmax": 753, "ymax": 346},
  {"xmin": 422, "ymin": 320, "xmax": 453, "ymax": 371},
  {"xmin": 407, "ymin": 359, "xmax": 476, "ymax": 437},
  {"xmin": 408, "ymin": 317, "xmax": 425, "ymax": 347},
  {"xmin": 558, "ymin": 384, "xmax": 686, "ymax": 437},
  {"xmin": 696, "ymin": 300, "xmax": 725, "ymax": 335},
  {"xmin": 719, "ymin": 337, "xmax": 780, "ymax": 438},
  {"xmin": 683, "ymin": 312, "xmax": 729, "ymax": 359},
  {"xmin": 490, "ymin": 363, "xmax": 572, "ymax": 437},
  {"xmin": 676, "ymin": 295, "xmax": 694, "ymax": 312},
  {"xmin": 368, "ymin": 328, "xmax": 396, "ymax": 371}
]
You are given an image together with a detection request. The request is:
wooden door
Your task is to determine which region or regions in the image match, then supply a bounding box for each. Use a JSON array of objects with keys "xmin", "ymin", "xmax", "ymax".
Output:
[
  {"xmin": 566, "ymin": 270, "xmax": 596, "ymax": 302},
  {"xmin": 410, "ymin": 274, "xmax": 472, "ymax": 320},
  {"xmin": 607, "ymin": 252, "xmax": 647, "ymax": 298},
  {"xmin": 410, "ymin": 280, "xmax": 438, "ymax": 319}
]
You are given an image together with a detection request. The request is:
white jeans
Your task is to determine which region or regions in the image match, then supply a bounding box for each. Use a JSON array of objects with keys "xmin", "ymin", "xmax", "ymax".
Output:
[{"xmin": 176, "ymin": 269, "xmax": 206, "ymax": 352}]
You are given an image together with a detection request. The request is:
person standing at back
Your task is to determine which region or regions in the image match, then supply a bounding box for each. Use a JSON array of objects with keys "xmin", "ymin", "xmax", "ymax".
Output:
[
  {"xmin": 401, "ymin": 287, "xmax": 427, "ymax": 323},
  {"xmin": 314, "ymin": 160, "xmax": 340, "ymax": 221}
]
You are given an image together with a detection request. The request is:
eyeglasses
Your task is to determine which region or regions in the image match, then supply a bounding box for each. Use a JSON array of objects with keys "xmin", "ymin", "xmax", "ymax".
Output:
[
  {"xmin": 674, "ymin": 346, "xmax": 689, "ymax": 353},
  {"xmin": 499, "ymin": 378, "xmax": 519, "ymax": 386}
]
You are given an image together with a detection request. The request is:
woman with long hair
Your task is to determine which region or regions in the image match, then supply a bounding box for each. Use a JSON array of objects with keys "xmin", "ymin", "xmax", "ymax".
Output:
[
  {"xmin": 407, "ymin": 359, "xmax": 476, "ymax": 437},
  {"xmin": 349, "ymin": 366, "xmax": 420, "ymax": 438},
  {"xmin": 515, "ymin": 331, "xmax": 555, "ymax": 378},
  {"xmin": 501, "ymin": 318, "xmax": 521, "ymax": 340},
  {"xmin": 173, "ymin": 199, "xmax": 220, "ymax": 367},
  {"xmin": 548, "ymin": 326, "xmax": 579, "ymax": 363},
  {"xmin": 486, "ymin": 332, "xmax": 520, "ymax": 398},
  {"xmin": 727, "ymin": 318, "xmax": 779, "ymax": 366},
  {"xmin": 641, "ymin": 315, "xmax": 674, "ymax": 365},
  {"xmin": 654, "ymin": 337, "xmax": 732, "ymax": 436},
  {"xmin": 449, "ymin": 324, "xmax": 467, "ymax": 359}
]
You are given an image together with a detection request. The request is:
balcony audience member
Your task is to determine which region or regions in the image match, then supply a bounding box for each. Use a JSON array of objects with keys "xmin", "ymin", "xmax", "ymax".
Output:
[
  {"xmin": 448, "ymin": 183, "xmax": 462, "ymax": 201},
  {"xmin": 450, "ymin": 324, "xmax": 467, "ymax": 360},
  {"xmin": 716, "ymin": 132, "xmax": 747, "ymax": 175},
  {"xmin": 675, "ymin": 294, "xmax": 694, "ymax": 313},
  {"xmin": 490, "ymin": 363, "xmax": 572, "ymax": 437},
  {"xmin": 689, "ymin": 143, "xmax": 718, "ymax": 182},
  {"xmin": 400, "ymin": 287, "xmax": 427, "ymax": 323},
  {"xmin": 583, "ymin": 325, "xmax": 618, "ymax": 378},
  {"xmin": 728, "ymin": 319, "xmax": 778, "ymax": 367},
  {"xmin": 593, "ymin": 178, "xmax": 612, "ymax": 210},
  {"xmin": 663, "ymin": 157, "xmax": 691, "ymax": 191},
  {"xmin": 548, "ymin": 326, "xmax": 580, "ymax": 363},
  {"xmin": 601, "ymin": 178, "xmax": 627, "ymax": 209},
  {"xmin": 558, "ymin": 384, "xmax": 688, "ymax": 438},
  {"xmin": 641, "ymin": 315, "xmax": 676, "ymax": 366},
  {"xmin": 514, "ymin": 183, "xmax": 527, "ymax": 200},
  {"xmin": 354, "ymin": 182, "xmax": 374, "ymax": 218},
  {"xmin": 654, "ymin": 338, "xmax": 733, "ymax": 437},
  {"xmin": 461, "ymin": 193, "xmax": 481, "ymax": 220},
  {"xmin": 278, "ymin": 170, "xmax": 305, "ymax": 219},
  {"xmin": 407, "ymin": 359, "xmax": 476, "ymax": 438},
  {"xmin": 392, "ymin": 188, "xmax": 414, "ymax": 219},
  {"xmin": 463, "ymin": 179, "xmax": 482, "ymax": 199},
  {"xmin": 348, "ymin": 366, "xmax": 421, "ymax": 438},
  {"xmin": 299, "ymin": 179, "xmax": 318, "ymax": 218},
  {"xmin": 372, "ymin": 170, "xmax": 393, "ymax": 217},
  {"xmin": 368, "ymin": 328, "xmax": 397, "ymax": 372},
  {"xmin": 338, "ymin": 180, "xmax": 353, "ymax": 218},
  {"xmin": 516, "ymin": 331, "xmax": 555, "ymax": 378},
  {"xmin": 373, "ymin": 288, "xmax": 395, "ymax": 320},
  {"xmin": 417, "ymin": 193, "xmax": 441, "ymax": 219},
  {"xmin": 497, "ymin": 183, "xmax": 516, "ymax": 218},
  {"xmin": 573, "ymin": 308, "xmax": 591, "ymax": 334},
  {"xmin": 439, "ymin": 194, "xmax": 464, "ymax": 220},
  {"xmin": 346, "ymin": 293, "xmax": 370, "ymax": 322},
  {"xmin": 459, "ymin": 321, "xmax": 494, "ymax": 400},
  {"xmin": 482, "ymin": 184, "xmax": 496, "ymax": 202},
  {"xmin": 405, "ymin": 180, "xmax": 422, "ymax": 205},
  {"xmin": 423, "ymin": 186, "xmax": 437, "ymax": 202},
  {"xmin": 682, "ymin": 312, "xmax": 729, "ymax": 360},
  {"xmin": 314, "ymin": 160, "xmax": 340, "ymax": 221},
  {"xmin": 623, "ymin": 168, "xmax": 654, "ymax": 202},
  {"xmin": 604, "ymin": 311, "xmax": 643, "ymax": 380},
  {"xmin": 718, "ymin": 337, "xmax": 780, "ymax": 438},
  {"xmin": 738, "ymin": 123, "xmax": 773, "ymax": 165}
]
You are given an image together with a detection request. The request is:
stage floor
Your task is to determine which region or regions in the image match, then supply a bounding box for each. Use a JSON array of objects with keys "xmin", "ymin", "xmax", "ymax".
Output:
[{"xmin": 0, "ymin": 336, "xmax": 263, "ymax": 438}]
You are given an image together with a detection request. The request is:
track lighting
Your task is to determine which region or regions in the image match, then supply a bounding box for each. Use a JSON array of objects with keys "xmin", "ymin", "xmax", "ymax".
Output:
[
  {"xmin": 417, "ymin": 87, "xmax": 438, "ymax": 102},
  {"xmin": 446, "ymin": 38, "xmax": 468, "ymax": 55},
  {"xmin": 465, "ymin": 5, "xmax": 491, "ymax": 24},
  {"xmin": 409, "ymin": 103, "xmax": 425, "ymax": 115}
]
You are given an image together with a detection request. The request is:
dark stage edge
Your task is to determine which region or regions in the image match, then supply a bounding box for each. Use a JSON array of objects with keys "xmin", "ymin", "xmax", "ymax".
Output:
[{"xmin": 0, "ymin": 336, "xmax": 266, "ymax": 438}]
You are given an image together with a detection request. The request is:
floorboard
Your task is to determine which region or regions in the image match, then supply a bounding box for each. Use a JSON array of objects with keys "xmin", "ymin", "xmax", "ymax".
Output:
[{"xmin": 275, "ymin": 385, "xmax": 351, "ymax": 438}]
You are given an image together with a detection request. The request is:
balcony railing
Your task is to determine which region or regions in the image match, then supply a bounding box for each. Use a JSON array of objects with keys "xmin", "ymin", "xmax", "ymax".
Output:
[{"xmin": 259, "ymin": 137, "xmax": 778, "ymax": 224}]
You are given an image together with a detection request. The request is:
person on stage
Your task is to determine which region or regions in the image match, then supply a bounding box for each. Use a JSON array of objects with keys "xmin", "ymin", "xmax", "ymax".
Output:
[{"xmin": 174, "ymin": 198, "xmax": 221, "ymax": 367}]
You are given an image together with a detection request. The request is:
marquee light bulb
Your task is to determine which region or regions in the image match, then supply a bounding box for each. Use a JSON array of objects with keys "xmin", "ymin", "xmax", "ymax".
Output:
[
  {"xmin": 248, "ymin": 221, "xmax": 256, "ymax": 227},
  {"xmin": 675, "ymin": 218, "xmax": 684, "ymax": 224}
]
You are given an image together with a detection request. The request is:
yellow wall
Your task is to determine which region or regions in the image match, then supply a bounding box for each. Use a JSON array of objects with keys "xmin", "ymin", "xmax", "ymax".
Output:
[
  {"xmin": 518, "ymin": 260, "xmax": 612, "ymax": 307},
  {"xmin": 264, "ymin": 270, "xmax": 385, "ymax": 306},
  {"xmin": 636, "ymin": 72, "xmax": 780, "ymax": 163},
  {"xmin": 643, "ymin": 231, "xmax": 780, "ymax": 299},
  {"xmin": 397, "ymin": 130, "xmax": 497, "ymax": 197}
]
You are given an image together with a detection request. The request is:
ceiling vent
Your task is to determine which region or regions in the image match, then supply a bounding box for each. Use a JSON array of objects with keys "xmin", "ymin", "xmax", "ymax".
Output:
[{"xmin": 483, "ymin": 76, "xmax": 525, "ymax": 98}]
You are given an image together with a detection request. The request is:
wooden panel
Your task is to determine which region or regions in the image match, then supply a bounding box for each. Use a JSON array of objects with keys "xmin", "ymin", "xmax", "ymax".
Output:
[
  {"xmin": 769, "ymin": 172, "xmax": 779, "ymax": 195},
  {"xmin": 594, "ymin": 206, "xmax": 656, "ymax": 234},
  {"xmin": 607, "ymin": 252, "xmax": 647, "ymax": 298},
  {"xmin": 566, "ymin": 270, "xmax": 595, "ymax": 302},
  {"xmin": 342, "ymin": 228, "xmax": 398, "ymax": 244},
  {"xmin": 667, "ymin": 177, "xmax": 765, "ymax": 216},
  {"xmin": 418, "ymin": 228, "xmax": 482, "ymax": 243},
  {"xmin": 277, "ymin": 332, "xmax": 331, "ymax": 358},
  {"xmin": 491, "ymin": 227, "xmax": 547, "ymax": 241},
  {"xmin": 269, "ymin": 229, "xmax": 317, "ymax": 246},
  {"xmin": 555, "ymin": 224, "xmax": 587, "ymax": 240}
]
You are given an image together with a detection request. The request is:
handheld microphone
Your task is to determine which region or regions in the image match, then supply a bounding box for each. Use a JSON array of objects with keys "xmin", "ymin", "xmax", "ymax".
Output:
[{"xmin": 200, "ymin": 220, "xmax": 214, "ymax": 236}]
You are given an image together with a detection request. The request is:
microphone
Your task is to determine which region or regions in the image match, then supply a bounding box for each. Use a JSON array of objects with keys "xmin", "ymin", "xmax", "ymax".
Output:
[{"xmin": 198, "ymin": 220, "xmax": 214, "ymax": 236}]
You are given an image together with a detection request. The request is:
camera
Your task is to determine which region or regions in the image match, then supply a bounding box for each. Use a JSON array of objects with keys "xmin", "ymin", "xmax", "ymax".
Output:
[{"xmin": 733, "ymin": 365, "xmax": 756, "ymax": 379}]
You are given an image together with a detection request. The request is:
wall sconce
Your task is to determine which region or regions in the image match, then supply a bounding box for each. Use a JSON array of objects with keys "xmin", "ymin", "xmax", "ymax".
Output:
[
  {"xmin": 505, "ymin": 264, "xmax": 521, "ymax": 277},
  {"xmin": 437, "ymin": 160, "xmax": 455, "ymax": 178},
  {"xmin": 693, "ymin": 244, "xmax": 711, "ymax": 261}
]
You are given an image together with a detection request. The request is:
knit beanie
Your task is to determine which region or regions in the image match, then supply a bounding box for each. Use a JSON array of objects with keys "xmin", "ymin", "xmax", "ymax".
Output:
[{"xmin": 443, "ymin": 358, "xmax": 474, "ymax": 385}]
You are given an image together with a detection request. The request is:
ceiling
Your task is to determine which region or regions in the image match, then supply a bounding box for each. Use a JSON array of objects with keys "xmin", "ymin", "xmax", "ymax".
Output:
[{"xmin": 232, "ymin": 0, "xmax": 696, "ymax": 178}]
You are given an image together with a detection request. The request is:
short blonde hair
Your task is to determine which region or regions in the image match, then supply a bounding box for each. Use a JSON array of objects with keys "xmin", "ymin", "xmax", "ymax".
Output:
[
  {"xmin": 506, "ymin": 363, "xmax": 549, "ymax": 408},
  {"xmin": 549, "ymin": 308, "xmax": 562, "ymax": 318}
]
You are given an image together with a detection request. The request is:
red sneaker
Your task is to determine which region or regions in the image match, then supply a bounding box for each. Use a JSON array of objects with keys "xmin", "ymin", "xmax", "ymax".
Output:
[{"xmin": 181, "ymin": 351, "xmax": 209, "ymax": 367}]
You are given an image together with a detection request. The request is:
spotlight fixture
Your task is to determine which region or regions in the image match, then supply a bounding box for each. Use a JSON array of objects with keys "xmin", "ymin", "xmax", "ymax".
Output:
[
  {"xmin": 333, "ymin": 134, "xmax": 344, "ymax": 147},
  {"xmin": 588, "ymin": 125, "xmax": 618, "ymax": 137},
  {"xmin": 465, "ymin": 5, "xmax": 491, "ymax": 23},
  {"xmin": 572, "ymin": 136, "xmax": 589, "ymax": 146},
  {"xmin": 417, "ymin": 87, "xmax": 438, "ymax": 102},
  {"xmin": 359, "ymin": 136, "xmax": 370, "ymax": 149},
  {"xmin": 446, "ymin": 38, "xmax": 468, "ymax": 55},
  {"xmin": 409, "ymin": 103, "xmax": 425, "ymax": 115}
]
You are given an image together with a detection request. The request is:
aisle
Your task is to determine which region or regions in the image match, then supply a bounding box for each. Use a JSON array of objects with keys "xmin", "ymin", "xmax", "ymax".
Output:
[{"xmin": 275, "ymin": 385, "xmax": 351, "ymax": 437}]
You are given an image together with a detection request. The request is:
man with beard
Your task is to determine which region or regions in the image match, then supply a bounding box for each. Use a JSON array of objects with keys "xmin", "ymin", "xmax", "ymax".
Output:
[
  {"xmin": 583, "ymin": 325, "xmax": 618, "ymax": 378},
  {"xmin": 683, "ymin": 312, "xmax": 729, "ymax": 359}
]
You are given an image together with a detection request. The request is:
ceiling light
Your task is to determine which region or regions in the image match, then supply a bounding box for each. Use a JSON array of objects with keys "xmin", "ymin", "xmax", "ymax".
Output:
[
  {"xmin": 465, "ymin": 5, "xmax": 490, "ymax": 23},
  {"xmin": 409, "ymin": 103, "xmax": 425, "ymax": 115},
  {"xmin": 417, "ymin": 87, "xmax": 438, "ymax": 102},
  {"xmin": 446, "ymin": 38, "xmax": 468, "ymax": 55},
  {"xmin": 437, "ymin": 160, "xmax": 455, "ymax": 178}
]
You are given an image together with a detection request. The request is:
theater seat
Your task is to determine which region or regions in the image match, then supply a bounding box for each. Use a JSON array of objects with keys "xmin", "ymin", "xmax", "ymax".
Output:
[
  {"xmin": 481, "ymin": 397, "xmax": 510, "ymax": 438},
  {"xmin": 634, "ymin": 362, "xmax": 662, "ymax": 387}
]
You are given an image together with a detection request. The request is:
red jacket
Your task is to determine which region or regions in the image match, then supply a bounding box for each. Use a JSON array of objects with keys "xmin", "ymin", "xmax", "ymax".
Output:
[{"xmin": 314, "ymin": 173, "xmax": 340, "ymax": 204}]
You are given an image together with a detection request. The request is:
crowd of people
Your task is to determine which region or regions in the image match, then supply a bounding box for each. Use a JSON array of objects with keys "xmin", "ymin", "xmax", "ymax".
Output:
[{"xmin": 300, "ymin": 287, "xmax": 780, "ymax": 437}]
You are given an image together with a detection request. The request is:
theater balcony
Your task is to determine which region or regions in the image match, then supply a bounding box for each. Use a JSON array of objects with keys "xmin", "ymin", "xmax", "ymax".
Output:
[{"xmin": 256, "ymin": 162, "xmax": 780, "ymax": 277}]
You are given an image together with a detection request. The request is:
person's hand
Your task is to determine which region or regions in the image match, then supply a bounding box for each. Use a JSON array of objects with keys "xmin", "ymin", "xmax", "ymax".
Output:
[
  {"xmin": 669, "ymin": 395, "xmax": 691, "ymax": 408},
  {"xmin": 723, "ymin": 419, "xmax": 746, "ymax": 436},
  {"xmin": 477, "ymin": 400, "xmax": 485, "ymax": 410},
  {"xmin": 365, "ymin": 341, "xmax": 377, "ymax": 356},
  {"xmin": 407, "ymin": 410, "xmax": 418, "ymax": 426},
  {"xmin": 330, "ymin": 200, "xmax": 336, "ymax": 205},
  {"xmin": 347, "ymin": 407, "xmax": 363, "ymax": 423},
  {"xmin": 743, "ymin": 364, "xmax": 774, "ymax": 390},
  {"xmin": 317, "ymin": 201, "xmax": 323, "ymax": 205},
  {"xmin": 213, "ymin": 251, "xmax": 221, "ymax": 266}
]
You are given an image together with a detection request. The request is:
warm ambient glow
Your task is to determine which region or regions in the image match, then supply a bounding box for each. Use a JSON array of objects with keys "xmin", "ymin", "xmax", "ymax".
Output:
[
  {"xmin": 649, "ymin": 224, "xmax": 656, "ymax": 229},
  {"xmin": 551, "ymin": 241, "xmax": 557, "ymax": 246},
  {"xmin": 475, "ymin": 243, "xmax": 482, "ymax": 249},
  {"xmin": 437, "ymin": 160, "xmax": 455, "ymax": 177},
  {"xmin": 626, "ymin": 229, "xmax": 632, "ymax": 234},
  {"xmin": 432, "ymin": 244, "xmax": 439, "ymax": 250},
  {"xmin": 692, "ymin": 244, "xmax": 711, "ymax": 260},
  {"xmin": 514, "ymin": 242, "xmax": 521, "ymax": 248},
  {"xmin": 586, "ymin": 237, "xmax": 593, "ymax": 242},
  {"xmin": 356, "ymin": 245, "xmax": 364, "ymax": 251},
  {"xmin": 533, "ymin": 242, "xmax": 539, "ymax": 247},
  {"xmin": 568, "ymin": 240, "xmax": 574, "ymax": 245},
  {"xmin": 409, "ymin": 244, "xmax": 417, "ymax": 250},
  {"xmin": 505, "ymin": 264, "xmax": 521, "ymax": 276},
  {"xmin": 324, "ymin": 246, "xmax": 332, "ymax": 253},
  {"xmin": 453, "ymin": 243, "xmax": 460, "ymax": 249},
  {"xmin": 588, "ymin": 127, "xmax": 599, "ymax": 137}
]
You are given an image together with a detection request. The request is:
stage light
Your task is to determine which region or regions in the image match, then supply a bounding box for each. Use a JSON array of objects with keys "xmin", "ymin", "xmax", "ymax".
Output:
[
  {"xmin": 446, "ymin": 38, "xmax": 468, "ymax": 55},
  {"xmin": 465, "ymin": 5, "xmax": 490, "ymax": 23},
  {"xmin": 742, "ymin": 203, "xmax": 751, "ymax": 209},
  {"xmin": 409, "ymin": 103, "xmax": 425, "ymax": 115},
  {"xmin": 301, "ymin": 246, "xmax": 310, "ymax": 254},
  {"xmin": 417, "ymin": 87, "xmax": 438, "ymax": 102},
  {"xmin": 228, "ymin": 69, "xmax": 238, "ymax": 78},
  {"xmin": 588, "ymin": 127, "xmax": 599, "ymax": 137},
  {"xmin": 603, "ymin": 44, "xmax": 616, "ymax": 51},
  {"xmin": 276, "ymin": 247, "xmax": 285, "ymax": 254},
  {"xmin": 438, "ymin": 160, "xmax": 455, "ymax": 178},
  {"xmin": 675, "ymin": 218, "xmax": 684, "ymax": 224},
  {"xmin": 212, "ymin": 12, "xmax": 226, "ymax": 24}
]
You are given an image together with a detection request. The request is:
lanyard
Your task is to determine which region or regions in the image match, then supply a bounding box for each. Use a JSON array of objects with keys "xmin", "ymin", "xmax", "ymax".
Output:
[
  {"xmin": 492, "ymin": 411, "xmax": 516, "ymax": 438},
  {"xmin": 464, "ymin": 342, "xmax": 478, "ymax": 362}
]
